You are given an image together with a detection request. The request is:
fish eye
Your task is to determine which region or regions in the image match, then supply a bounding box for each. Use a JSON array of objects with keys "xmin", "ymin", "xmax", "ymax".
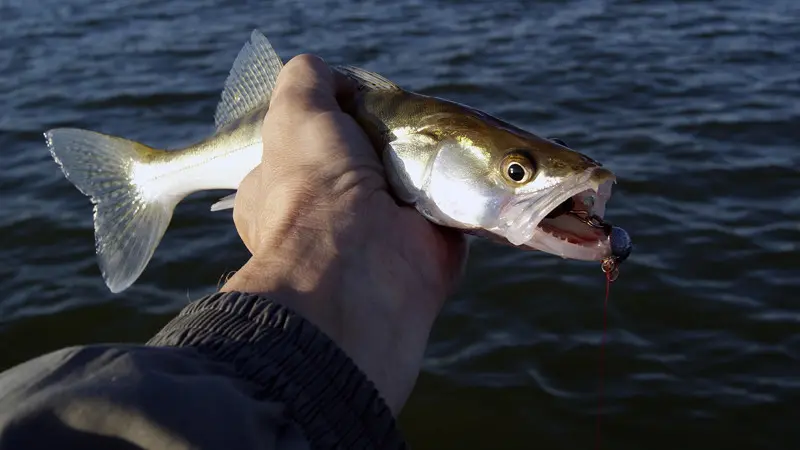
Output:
[
  {"xmin": 508, "ymin": 163, "xmax": 526, "ymax": 181},
  {"xmin": 501, "ymin": 151, "xmax": 535, "ymax": 185}
]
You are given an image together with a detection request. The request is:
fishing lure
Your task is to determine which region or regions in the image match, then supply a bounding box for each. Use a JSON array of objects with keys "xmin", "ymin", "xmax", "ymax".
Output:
[{"xmin": 563, "ymin": 208, "xmax": 631, "ymax": 280}]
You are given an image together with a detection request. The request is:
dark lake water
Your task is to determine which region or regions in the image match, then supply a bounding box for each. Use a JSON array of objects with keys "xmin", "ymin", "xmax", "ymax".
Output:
[{"xmin": 1, "ymin": 0, "xmax": 798, "ymax": 448}]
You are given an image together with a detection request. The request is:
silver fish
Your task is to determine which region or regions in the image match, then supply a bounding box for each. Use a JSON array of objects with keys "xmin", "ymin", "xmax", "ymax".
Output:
[{"xmin": 46, "ymin": 30, "xmax": 627, "ymax": 293}]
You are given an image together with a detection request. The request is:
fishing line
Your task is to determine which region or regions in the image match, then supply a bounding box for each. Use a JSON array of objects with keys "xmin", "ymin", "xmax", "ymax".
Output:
[{"xmin": 596, "ymin": 258, "xmax": 619, "ymax": 450}]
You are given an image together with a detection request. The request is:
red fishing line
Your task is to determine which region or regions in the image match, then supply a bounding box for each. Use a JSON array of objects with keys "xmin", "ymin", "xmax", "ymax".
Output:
[{"xmin": 596, "ymin": 265, "xmax": 614, "ymax": 450}]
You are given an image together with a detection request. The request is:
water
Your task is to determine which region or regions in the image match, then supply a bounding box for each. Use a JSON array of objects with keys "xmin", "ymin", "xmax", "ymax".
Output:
[{"xmin": 1, "ymin": 0, "xmax": 798, "ymax": 448}]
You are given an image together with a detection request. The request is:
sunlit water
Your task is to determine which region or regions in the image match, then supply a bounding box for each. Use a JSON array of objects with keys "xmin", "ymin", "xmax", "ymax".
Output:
[{"xmin": 1, "ymin": 0, "xmax": 798, "ymax": 448}]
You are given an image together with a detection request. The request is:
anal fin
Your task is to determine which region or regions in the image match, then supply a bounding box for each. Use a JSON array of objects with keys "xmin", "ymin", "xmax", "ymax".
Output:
[{"xmin": 210, "ymin": 193, "xmax": 237, "ymax": 212}]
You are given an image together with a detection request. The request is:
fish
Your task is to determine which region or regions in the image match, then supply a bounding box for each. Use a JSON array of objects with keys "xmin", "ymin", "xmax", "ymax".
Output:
[{"xmin": 45, "ymin": 29, "xmax": 630, "ymax": 294}]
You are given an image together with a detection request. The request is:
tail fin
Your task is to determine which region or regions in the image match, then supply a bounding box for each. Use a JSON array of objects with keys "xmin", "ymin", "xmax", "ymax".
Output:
[{"xmin": 46, "ymin": 128, "xmax": 176, "ymax": 293}]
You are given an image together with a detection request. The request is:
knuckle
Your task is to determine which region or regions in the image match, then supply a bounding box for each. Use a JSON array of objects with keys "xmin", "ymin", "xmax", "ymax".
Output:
[
  {"xmin": 276, "ymin": 54, "xmax": 329, "ymax": 90},
  {"xmin": 270, "ymin": 54, "xmax": 335, "ymax": 115},
  {"xmin": 270, "ymin": 84, "xmax": 309, "ymax": 108},
  {"xmin": 286, "ymin": 53, "xmax": 327, "ymax": 71}
]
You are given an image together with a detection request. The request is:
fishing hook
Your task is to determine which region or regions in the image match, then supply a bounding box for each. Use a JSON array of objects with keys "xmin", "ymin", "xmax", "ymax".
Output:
[{"xmin": 567, "ymin": 209, "xmax": 613, "ymax": 235}]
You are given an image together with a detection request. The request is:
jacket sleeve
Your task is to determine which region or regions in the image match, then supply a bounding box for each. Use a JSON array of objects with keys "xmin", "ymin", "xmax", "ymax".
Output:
[{"xmin": 0, "ymin": 292, "xmax": 406, "ymax": 450}]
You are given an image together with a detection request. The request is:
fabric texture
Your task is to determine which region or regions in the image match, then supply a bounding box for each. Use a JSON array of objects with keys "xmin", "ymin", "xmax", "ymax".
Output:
[{"xmin": 0, "ymin": 291, "xmax": 407, "ymax": 450}]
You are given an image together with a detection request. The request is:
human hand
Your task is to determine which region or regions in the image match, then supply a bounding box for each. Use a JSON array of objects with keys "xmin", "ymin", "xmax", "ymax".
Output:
[{"xmin": 221, "ymin": 55, "xmax": 468, "ymax": 415}]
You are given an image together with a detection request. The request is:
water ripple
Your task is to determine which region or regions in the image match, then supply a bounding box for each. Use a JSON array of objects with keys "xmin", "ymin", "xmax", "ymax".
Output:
[{"xmin": 1, "ymin": 0, "xmax": 799, "ymax": 448}]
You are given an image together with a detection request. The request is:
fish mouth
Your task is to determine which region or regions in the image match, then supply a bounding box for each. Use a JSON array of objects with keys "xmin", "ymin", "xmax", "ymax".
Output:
[
  {"xmin": 522, "ymin": 168, "xmax": 616, "ymax": 261},
  {"xmin": 497, "ymin": 166, "xmax": 616, "ymax": 261}
]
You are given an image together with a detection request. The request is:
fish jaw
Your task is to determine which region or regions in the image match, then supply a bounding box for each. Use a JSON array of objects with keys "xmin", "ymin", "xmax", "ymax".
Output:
[
  {"xmin": 487, "ymin": 166, "xmax": 616, "ymax": 261},
  {"xmin": 524, "ymin": 168, "xmax": 615, "ymax": 260},
  {"xmin": 526, "ymin": 222, "xmax": 611, "ymax": 260}
]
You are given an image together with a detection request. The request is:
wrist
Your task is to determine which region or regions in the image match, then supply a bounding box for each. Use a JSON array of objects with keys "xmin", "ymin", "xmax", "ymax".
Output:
[
  {"xmin": 222, "ymin": 188, "xmax": 456, "ymax": 414},
  {"xmin": 220, "ymin": 239, "xmax": 344, "ymax": 337},
  {"xmin": 221, "ymin": 221, "xmax": 444, "ymax": 342},
  {"xmin": 220, "ymin": 228, "xmax": 442, "ymax": 415},
  {"xmin": 226, "ymin": 189, "xmax": 450, "ymax": 321}
]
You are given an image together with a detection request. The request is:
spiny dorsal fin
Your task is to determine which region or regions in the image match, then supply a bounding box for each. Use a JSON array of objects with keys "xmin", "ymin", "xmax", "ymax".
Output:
[
  {"xmin": 335, "ymin": 65, "xmax": 401, "ymax": 91},
  {"xmin": 214, "ymin": 29, "xmax": 284, "ymax": 130}
]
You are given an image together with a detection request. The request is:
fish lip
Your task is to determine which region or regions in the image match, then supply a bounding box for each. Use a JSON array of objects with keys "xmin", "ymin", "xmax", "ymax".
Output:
[{"xmin": 522, "ymin": 167, "xmax": 616, "ymax": 260}]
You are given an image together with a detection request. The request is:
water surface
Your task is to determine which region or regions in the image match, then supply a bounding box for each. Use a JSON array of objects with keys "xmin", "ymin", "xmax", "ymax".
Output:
[{"xmin": 1, "ymin": 0, "xmax": 798, "ymax": 448}]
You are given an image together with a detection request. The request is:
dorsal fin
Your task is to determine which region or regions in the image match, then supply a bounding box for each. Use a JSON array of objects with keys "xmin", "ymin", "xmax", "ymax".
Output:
[
  {"xmin": 335, "ymin": 65, "xmax": 401, "ymax": 91},
  {"xmin": 214, "ymin": 30, "xmax": 284, "ymax": 130}
]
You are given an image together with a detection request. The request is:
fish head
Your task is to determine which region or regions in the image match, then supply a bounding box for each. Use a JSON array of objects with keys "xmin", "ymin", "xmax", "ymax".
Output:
[{"xmin": 422, "ymin": 111, "xmax": 616, "ymax": 261}]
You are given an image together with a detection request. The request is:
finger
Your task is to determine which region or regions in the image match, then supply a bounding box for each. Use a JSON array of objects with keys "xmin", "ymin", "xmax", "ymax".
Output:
[
  {"xmin": 332, "ymin": 69, "xmax": 360, "ymax": 114},
  {"xmin": 270, "ymin": 54, "xmax": 342, "ymax": 117}
]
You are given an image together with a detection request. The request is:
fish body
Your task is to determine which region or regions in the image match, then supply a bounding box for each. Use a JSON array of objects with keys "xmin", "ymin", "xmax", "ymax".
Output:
[{"xmin": 46, "ymin": 30, "xmax": 624, "ymax": 293}]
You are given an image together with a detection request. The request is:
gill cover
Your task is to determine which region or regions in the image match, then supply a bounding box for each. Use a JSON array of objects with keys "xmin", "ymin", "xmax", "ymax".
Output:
[
  {"xmin": 424, "ymin": 138, "xmax": 560, "ymax": 247},
  {"xmin": 421, "ymin": 138, "xmax": 555, "ymax": 242},
  {"xmin": 423, "ymin": 139, "xmax": 500, "ymax": 228}
]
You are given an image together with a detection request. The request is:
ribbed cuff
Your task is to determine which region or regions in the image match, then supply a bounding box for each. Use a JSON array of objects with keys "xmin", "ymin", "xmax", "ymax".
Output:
[{"xmin": 147, "ymin": 291, "xmax": 406, "ymax": 450}]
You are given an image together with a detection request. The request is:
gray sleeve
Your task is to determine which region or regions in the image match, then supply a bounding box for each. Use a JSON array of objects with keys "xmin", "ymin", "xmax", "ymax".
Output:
[{"xmin": 0, "ymin": 292, "xmax": 406, "ymax": 450}]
